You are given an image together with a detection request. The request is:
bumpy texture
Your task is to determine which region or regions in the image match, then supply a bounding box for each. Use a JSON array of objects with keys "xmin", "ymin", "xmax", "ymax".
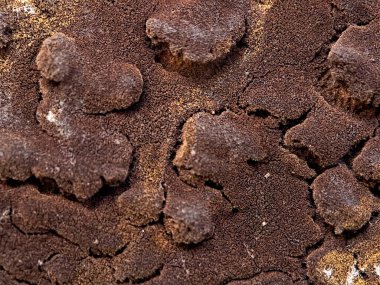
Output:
[
  {"xmin": 36, "ymin": 33, "xmax": 75, "ymax": 82},
  {"xmin": 0, "ymin": 0, "xmax": 380, "ymax": 284},
  {"xmin": 284, "ymin": 98, "xmax": 377, "ymax": 168},
  {"xmin": 228, "ymin": 272, "xmax": 293, "ymax": 285},
  {"xmin": 239, "ymin": 67, "xmax": 319, "ymax": 121},
  {"xmin": 312, "ymin": 165, "xmax": 378, "ymax": 234},
  {"xmin": 163, "ymin": 180, "xmax": 214, "ymax": 245},
  {"xmin": 146, "ymin": 0, "xmax": 246, "ymax": 76},
  {"xmin": 353, "ymin": 130, "xmax": 380, "ymax": 182},
  {"xmin": 328, "ymin": 19, "xmax": 380, "ymax": 110}
]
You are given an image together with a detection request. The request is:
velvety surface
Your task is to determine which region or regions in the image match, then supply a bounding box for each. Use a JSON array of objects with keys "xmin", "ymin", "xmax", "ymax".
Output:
[{"xmin": 0, "ymin": 1, "xmax": 379, "ymax": 284}]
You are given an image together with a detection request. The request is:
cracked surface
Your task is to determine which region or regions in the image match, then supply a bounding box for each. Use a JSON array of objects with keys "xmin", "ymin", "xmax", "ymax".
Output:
[
  {"xmin": 284, "ymin": 98, "xmax": 377, "ymax": 168},
  {"xmin": 163, "ymin": 180, "xmax": 214, "ymax": 245},
  {"xmin": 239, "ymin": 67, "xmax": 319, "ymax": 121},
  {"xmin": 227, "ymin": 272, "xmax": 293, "ymax": 284},
  {"xmin": 328, "ymin": 19, "xmax": 380, "ymax": 110},
  {"xmin": 353, "ymin": 130, "xmax": 380, "ymax": 183},
  {"xmin": 307, "ymin": 219, "xmax": 380, "ymax": 285},
  {"xmin": 1, "ymin": 0, "xmax": 380, "ymax": 284}
]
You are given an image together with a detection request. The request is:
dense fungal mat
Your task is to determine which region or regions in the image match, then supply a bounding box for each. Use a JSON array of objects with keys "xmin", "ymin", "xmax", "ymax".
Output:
[{"xmin": 0, "ymin": 0, "xmax": 379, "ymax": 284}]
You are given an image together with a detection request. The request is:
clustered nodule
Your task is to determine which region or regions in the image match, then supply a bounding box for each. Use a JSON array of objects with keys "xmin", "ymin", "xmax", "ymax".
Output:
[
  {"xmin": 328, "ymin": 20, "xmax": 380, "ymax": 110},
  {"xmin": 0, "ymin": 1, "xmax": 380, "ymax": 284},
  {"xmin": 13, "ymin": 0, "xmax": 380, "ymax": 253}
]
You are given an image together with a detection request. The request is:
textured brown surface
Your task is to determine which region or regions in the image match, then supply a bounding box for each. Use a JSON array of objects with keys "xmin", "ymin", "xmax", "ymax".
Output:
[
  {"xmin": 0, "ymin": 0, "xmax": 380, "ymax": 284},
  {"xmin": 0, "ymin": 14, "xmax": 11, "ymax": 49},
  {"xmin": 228, "ymin": 272, "xmax": 293, "ymax": 285},
  {"xmin": 353, "ymin": 130, "xmax": 380, "ymax": 182},
  {"xmin": 284, "ymin": 98, "xmax": 377, "ymax": 168},
  {"xmin": 239, "ymin": 67, "xmax": 319, "ymax": 121},
  {"xmin": 328, "ymin": 19, "xmax": 380, "ymax": 110},
  {"xmin": 146, "ymin": 0, "xmax": 246, "ymax": 73},
  {"xmin": 312, "ymin": 165, "xmax": 378, "ymax": 234}
]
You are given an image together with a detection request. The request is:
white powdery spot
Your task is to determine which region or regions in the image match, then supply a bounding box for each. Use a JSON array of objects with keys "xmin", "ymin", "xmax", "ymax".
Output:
[
  {"xmin": 345, "ymin": 265, "xmax": 360, "ymax": 285},
  {"xmin": 46, "ymin": 110, "xmax": 58, "ymax": 123},
  {"xmin": 0, "ymin": 90, "xmax": 14, "ymax": 124},
  {"xmin": 0, "ymin": 208, "xmax": 11, "ymax": 223},
  {"xmin": 46, "ymin": 105, "xmax": 72, "ymax": 138},
  {"xmin": 323, "ymin": 267, "xmax": 333, "ymax": 279},
  {"xmin": 264, "ymin": 172, "xmax": 271, "ymax": 179},
  {"xmin": 244, "ymin": 243, "xmax": 255, "ymax": 259},
  {"xmin": 181, "ymin": 257, "xmax": 190, "ymax": 276},
  {"xmin": 374, "ymin": 264, "xmax": 380, "ymax": 277},
  {"xmin": 262, "ymin": 221, "xmax": 267, "ymax": 226},
  {"xmin": 12, "ymin": 0, "xmax": 36, "ymax": 15}
]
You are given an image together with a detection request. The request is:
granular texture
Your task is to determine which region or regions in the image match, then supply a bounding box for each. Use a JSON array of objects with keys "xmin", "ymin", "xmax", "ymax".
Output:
[
  {"xmin": 312, "ymin": 165, "xmax": 378, "ymax": 234},
  {"xmin": 0, "ymin": 0, "xmax": 380, "ymax": 284},
  {"xmin": 328, "ymin": 19, "xmax": 380, "ymax": 110}
]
